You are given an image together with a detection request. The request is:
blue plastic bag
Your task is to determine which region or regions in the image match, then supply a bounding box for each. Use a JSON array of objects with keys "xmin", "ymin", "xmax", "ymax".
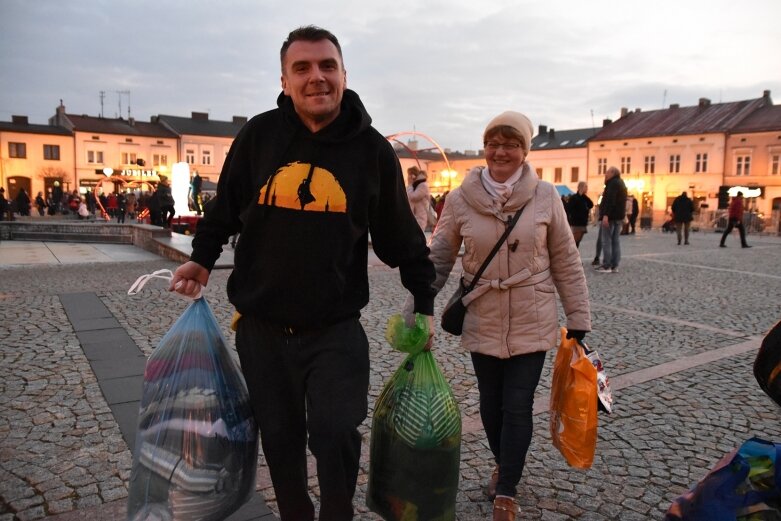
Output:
[{"xmin": 126, "ymin": 296, "xmax": 258, "ymax": 521}]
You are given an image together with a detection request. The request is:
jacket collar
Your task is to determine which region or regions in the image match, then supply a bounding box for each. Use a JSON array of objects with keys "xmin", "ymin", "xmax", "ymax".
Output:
[{"xmin": 460, "ymin": 161, "xmax": 539, "ymax": 216}]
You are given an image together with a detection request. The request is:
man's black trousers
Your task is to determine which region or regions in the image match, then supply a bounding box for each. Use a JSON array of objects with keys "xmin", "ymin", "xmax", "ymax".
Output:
[{"xmin": 236, "ymin": 315, "xmax": 370, "ymax": 521}]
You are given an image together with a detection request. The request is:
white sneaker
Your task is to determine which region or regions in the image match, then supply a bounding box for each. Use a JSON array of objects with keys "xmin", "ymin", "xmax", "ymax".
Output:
[
  {"xmin": 610, "ymin": 267, "xmax": 619, "ymax": 273},
  {"xmin": 595, "ymin": 266, "xmax": 612, "ymax": 273}
]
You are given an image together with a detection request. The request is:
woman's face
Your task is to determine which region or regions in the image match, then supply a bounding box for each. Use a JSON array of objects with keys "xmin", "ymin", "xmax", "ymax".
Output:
[{"xmin": 484, "ymin": 131, "xmax": 526, "ymax": 182}]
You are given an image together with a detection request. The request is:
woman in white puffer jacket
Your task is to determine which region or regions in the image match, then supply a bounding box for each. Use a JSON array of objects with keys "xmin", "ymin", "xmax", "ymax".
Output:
[{"xmin": 428, "ymin": 111, "xmax": 591, "ymax": 520}]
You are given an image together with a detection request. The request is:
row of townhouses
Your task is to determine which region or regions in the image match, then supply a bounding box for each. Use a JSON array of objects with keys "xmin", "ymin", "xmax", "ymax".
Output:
[{"xmin": 2, "ymin": 92, "xmax": 780, "ymax": 228}]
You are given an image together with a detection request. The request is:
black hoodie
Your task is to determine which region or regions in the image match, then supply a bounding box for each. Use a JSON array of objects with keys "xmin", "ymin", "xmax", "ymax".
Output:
[{"xmin": 191, "ymin": 89, "xmax": 436, "ymax": 328}]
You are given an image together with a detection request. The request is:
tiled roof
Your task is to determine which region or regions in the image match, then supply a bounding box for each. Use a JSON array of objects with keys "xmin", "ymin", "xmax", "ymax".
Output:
[
  {"xmin": 592, "ymin": 96, "xmax": 770, "ymax": 140},
  {"xmin": 64, "ymin": 114, "xmax": 178, "ymax": 138},
  {"xmin": 531, "ymin": 127, "xmax": 600, "ymax": 151},
  {"xmin": 729, "ymin": 104, "xmax": 781, "ymax": 133},
  {"xmin": 0, "ymin": 121, "xmax": 72, "ymax": 136},
  {"xmin": 156, "ymin": 114, "xmax": 246, "ymax": 138}
]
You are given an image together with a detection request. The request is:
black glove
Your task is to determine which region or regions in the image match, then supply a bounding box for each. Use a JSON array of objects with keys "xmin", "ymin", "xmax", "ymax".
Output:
[{"xmin": 566, "ymin": 329, "xmax": 587, "ymax": 342}]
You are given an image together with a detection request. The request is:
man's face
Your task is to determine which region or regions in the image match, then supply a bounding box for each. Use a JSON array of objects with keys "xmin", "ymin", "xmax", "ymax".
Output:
[{"xmin": 281, "ymin": 39, "xmax": 346, "ymax": 132}]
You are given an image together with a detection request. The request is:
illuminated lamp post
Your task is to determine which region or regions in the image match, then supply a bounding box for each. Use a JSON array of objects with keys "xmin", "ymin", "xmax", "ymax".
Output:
[{"xmin": 171, "ymin": 162, "xmax": 191, "ymax": 217}]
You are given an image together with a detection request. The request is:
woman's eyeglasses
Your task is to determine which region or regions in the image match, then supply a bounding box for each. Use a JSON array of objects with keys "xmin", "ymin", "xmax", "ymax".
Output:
[{"xmin": 484, "ymin": 142, "xmax": 522, "ymax": 151}]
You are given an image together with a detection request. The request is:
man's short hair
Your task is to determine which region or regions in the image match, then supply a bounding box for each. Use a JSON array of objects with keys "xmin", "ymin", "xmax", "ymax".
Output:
[
  {"xmin": 605, "ymin": 166, "xmax": 620, "ymax": 176},
  {"xmin": 280, "ymin": 25, "xmax": 343, "ymax": 71}
]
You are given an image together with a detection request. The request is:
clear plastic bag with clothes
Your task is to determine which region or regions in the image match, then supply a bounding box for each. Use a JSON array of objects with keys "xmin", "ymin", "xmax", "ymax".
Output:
[
  {"xmin": 126, "ymin": 270, "xmax": 258, "ymax": 521},
  {"xmin": 367, "ymin": 314, "xmax": 461, "ymax": 520}
]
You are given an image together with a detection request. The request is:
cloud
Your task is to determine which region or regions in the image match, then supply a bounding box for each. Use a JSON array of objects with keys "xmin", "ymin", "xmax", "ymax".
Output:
[{"xmin": 1, "ymin": 0, "xmax": 780, "ymax": 151}]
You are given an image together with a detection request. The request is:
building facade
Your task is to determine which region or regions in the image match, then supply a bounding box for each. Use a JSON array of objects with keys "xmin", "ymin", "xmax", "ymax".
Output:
[
  {"xmin": 587, "ymin": 92, "xmax": 778, "ymax": 227},
  {"xmin": 0, "ymin": 116, "xmax": 74, "ymax": 200}
]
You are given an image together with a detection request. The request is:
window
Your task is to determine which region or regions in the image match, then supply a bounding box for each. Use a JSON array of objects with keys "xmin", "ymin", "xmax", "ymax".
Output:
[
  {"xmin": 121, "ymin": 152, "xmax": 137, "ymax": 165},
  {"xmin": 570, "ymin": 166, "xmax": 579, "ymax": 183},
  {"xmin": 669, "ymin": 154, "xmax": 680, "ymax": 173},
  {"xmin": 202, "ymin": 149, "xmax": 212, "ymax": 165},
  {"xmin": 771, "ymin": 154, "xmax": 780, "ymax": 175},
  {"xmin": 185, "ymin": 148, "xmax": 196, "ymax": 164},
  {"xmin": 597, "ymin": 158, "xmax": 607, "ymax": 175},
  {"xmin": 736, "ymin": 155, "xmax": 751, "ymax": 176},
  {"xmin": 560, "ymin": 140, "xmax": 570, "ymax": 146},
  {"xmin": 535, "ymin": 168, "xmax": 543, "ymax": 178},
  {"xmin": 87, "ymin": 150, "xmax": 104, "ymax": 164},
  {"xmin": 644, "ymin": 155, "xmax": 655, "ymax": 174},
  {"xmin": 575, "ymin": 139, "xmax": 585, "ymax": 145},
  {"xmin": 43, "ymin": 144, "xmax": 60, "ymax": 160},
  {"xmin": 695, "ymin": 153, "xmax": 708, "ymax": 173},
  {"xmin": 152, "ymin": 154, "xmax": 168, "ymax": 167},
  {"xmin": 9, "ymin": 142, "xmax": 26, "ymax": 158},
  {"xmin": 620, "ymin": 156, "xmax": 631, "ymax": 174},
  {"xmin": 554, "ymin": 167, "xmax": 562, "ymax": 183}
]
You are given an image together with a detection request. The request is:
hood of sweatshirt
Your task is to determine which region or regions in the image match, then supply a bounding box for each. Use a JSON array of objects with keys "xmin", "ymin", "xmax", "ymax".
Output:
[{"xmin": 275, "ymin": 88, "xmax": 372, "ymax": 146}]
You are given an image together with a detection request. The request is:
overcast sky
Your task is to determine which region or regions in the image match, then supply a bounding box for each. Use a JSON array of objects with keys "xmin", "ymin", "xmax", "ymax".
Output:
[{"xmin": 2, "ymin": 0, "xmax": 780, "ymax": 152}]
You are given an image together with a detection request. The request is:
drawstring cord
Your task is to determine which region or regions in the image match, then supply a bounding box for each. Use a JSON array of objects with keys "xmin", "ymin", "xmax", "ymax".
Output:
[{"xmin": 128, "ymin": 269, "xmax": 202, "ymax": 300}]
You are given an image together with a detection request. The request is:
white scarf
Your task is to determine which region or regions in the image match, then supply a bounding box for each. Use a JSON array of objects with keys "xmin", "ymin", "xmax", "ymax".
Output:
[{"xmin": 481, "ymin": 165, "xmax": 524, "ymax": 205}]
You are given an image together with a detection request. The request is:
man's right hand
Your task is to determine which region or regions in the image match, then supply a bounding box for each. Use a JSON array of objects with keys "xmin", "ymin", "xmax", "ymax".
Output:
[{"xmin": 169, "ymin": 261, "xmax": 210, "ymax": 298}]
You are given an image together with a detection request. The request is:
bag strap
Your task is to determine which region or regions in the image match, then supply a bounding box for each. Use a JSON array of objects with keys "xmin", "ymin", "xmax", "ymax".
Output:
[{"xmin": 465, "ymin": 204, "xmax": 526, "ymax": 293}]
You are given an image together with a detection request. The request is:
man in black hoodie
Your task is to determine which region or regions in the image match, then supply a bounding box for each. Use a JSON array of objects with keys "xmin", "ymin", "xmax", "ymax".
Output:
[{"xmin": 170, "ymin": 26, "xmax": 436, "ymax": 520}]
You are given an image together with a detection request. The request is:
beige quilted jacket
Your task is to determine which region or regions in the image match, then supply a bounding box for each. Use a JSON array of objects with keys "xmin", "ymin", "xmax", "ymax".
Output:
[{"xmin": 429, "ymin": 163, "xmax": 591, "ymax": 358}]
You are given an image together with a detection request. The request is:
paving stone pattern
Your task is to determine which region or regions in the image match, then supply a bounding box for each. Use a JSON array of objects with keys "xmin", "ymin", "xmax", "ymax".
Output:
[{"xmin": 1, "ymin": 230, "xmax": 780, "ymax": 520}]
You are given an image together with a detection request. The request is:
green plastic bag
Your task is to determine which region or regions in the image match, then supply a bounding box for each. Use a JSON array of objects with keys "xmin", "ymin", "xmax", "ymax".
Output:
[
  {"xmin": 368, "ymin": 316, "xmax": 461, "ymax": 521},
  {"xmin": 385, "ymin": 313, "xmax": 429, "ymax": 355}
]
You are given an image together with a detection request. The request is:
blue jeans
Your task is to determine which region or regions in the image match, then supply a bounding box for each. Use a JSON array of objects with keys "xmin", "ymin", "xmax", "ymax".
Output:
[{"xmin": 601, "ymin": 220, "xmax": 622, "ymax": 268}]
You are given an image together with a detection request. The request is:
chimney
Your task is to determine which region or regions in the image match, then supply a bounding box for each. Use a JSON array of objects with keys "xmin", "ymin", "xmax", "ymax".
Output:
[
  {"xmin": 670, "ymin": 103, "xmax": 680, "ymax": 109},
  {"xmin": 698, "ymin": 98, "xmax": 711, "ymax": 108},
  {"xmin": 548, "ymin": 128, "xmax": 555, "ymax": 139},
  {"xmin": 602, "ymin": 118, "xmax": 612, "ymax": 127},
  {"xmin": 12, "ymin": 115, "xmax": 29, "ymax": 125},
  {"xmin": 620, "ymin": 107, "xmax": 629, "ymax": 118},
  {"xmin": 763, "ymin": 90, "xmax": 772, "ymax": 101},
  {"xmin": 538, "ymin": 124, "xmax": 547, "ymax": 136},
  {"xmin": 635, "ymin": 108, "xmax": 641, "ymax": 113},
  {"xmin": 128, "ymin": 117, "xmax": 135, "ymax": 126},
  {"xmin": 192, "ymin": 111, "xmax": 209, "ymax": 121},
  {"xmin": 233, "ymin": 116, "xmax": 248, "ymax": 125}
]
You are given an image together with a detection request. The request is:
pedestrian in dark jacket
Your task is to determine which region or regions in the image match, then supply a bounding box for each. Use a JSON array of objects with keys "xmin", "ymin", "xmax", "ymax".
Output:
[
  {"xmin": 0, "ymin": 187, "xmax": 9, "ymax": 221},
  {"xmin": 671, "ymin": 191, "xmax": 694, "ymax": 245},
  {"xmin": 565, "ymin": 181, "xmax": 593, "ymax": 247},
  {"xmin": 34, "ymin": 192, "xmax": 47, "ymax": 216},
  {"xmin": 595, "ymin": 167, "xmax": 627, "ymax": 273},
  {"xmin": 720, "ymin": 191, "xmax": 751, "ymax": 248},
  {"xmin": 15, "ymin": 188, "xmax": 31, "ymax": 216},
  {"xmin": 169, "ymin": 25, "xmax": 436, "ymax": 520}
]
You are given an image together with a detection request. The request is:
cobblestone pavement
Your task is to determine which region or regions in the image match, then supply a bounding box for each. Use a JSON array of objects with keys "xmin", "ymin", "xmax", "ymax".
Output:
[{"xmin": 1, "ymin": 228, "xmax": 780, "ymax": 520}]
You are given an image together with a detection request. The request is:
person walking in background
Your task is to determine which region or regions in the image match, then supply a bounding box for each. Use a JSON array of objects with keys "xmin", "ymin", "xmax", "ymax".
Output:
[
  {"xmin": 720, "ymin": 191, "xmax": 751, "ymax": 248},
  {"xmin": 34, "ymin": 191, "xmax": 47, "ymax": 216},
  {"xmin": 595, "ymin": 166, "xmax": 627, "ymax": 273},
  {"xmin": 190, "ymin": 172, "xmax": 203, "ymax": 215},
  {"xmin": 628, "ymin": 194, "xmax": 639, "ymax": 234},
  {"xmin": 156, "ymin": 177, "xmax": 176, "ymax": 228},
  {"xmin": 406, "ymin": 166, "xmax": 431, "ymax": 232},
  {"xmin": 15, "ymin": 188, "xmax": 31, "ymax": 217},
  {"xmin": 565, "ymin": 181, "xmax": 593, "ymax": 248},
  {"xmin": 671, "ymin": 191, "xmax": 694, "ymax": 245},
  {"xmin": 0, "ymin": 188, "xmax": 9, "ymax": 221},
  {"xmin": 116, "ymin": 192, "xmax": 127, "ymax": 223},
  {"xmin": 425, "ymin": 110, "xmax": 590, "ymax": 519},
  {"xmin": 170, "ymin": 26, "xmax": 436, "ymax": 520}
]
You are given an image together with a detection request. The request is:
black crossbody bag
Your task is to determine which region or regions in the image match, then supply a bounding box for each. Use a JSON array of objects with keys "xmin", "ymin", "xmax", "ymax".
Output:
[{"xmin": 440, "ymin": 205, "xmax": 525, "ymax": 335}]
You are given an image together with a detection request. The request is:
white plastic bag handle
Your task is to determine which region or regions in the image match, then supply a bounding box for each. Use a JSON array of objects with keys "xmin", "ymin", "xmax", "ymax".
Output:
[{"xmin": 128, "ymin": 269, "xmax": 202, "ymax": 299}]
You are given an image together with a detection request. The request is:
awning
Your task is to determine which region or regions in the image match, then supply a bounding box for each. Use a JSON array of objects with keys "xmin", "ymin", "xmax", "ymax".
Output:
[{"xmin": 555, "ymin": 185, "xmax": 574, "ymax": 197}]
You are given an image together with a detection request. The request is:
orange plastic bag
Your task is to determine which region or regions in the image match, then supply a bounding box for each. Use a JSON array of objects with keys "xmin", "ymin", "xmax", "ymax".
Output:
[{"xmin": 549, "ymin": 327, "xmax": 598, "ymax": 469}]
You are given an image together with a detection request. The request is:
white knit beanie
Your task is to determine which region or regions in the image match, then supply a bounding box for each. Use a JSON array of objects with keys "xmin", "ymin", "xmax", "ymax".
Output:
[{"xmin": 484, "ymin": 111, "xmax": 534, "ymax": 153}]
